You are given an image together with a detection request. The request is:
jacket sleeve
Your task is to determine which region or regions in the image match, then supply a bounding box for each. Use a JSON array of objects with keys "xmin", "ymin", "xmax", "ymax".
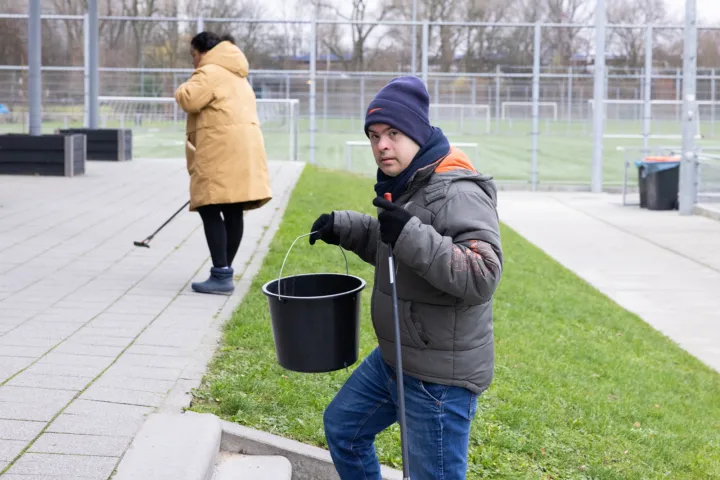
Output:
[
  {"xmin": 391, "ymin": 190, "xmax": 502, "ymax": 304},
  {"xmin": 332, "ymin": 210, "xmax": 379, "ymax": 267},
  {"xmin": 175, "ymin": 68, "xmax": 214, "ymax": 113}
]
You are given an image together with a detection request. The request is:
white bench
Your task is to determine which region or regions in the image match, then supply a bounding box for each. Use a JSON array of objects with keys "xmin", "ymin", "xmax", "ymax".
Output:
[{"xmin": 344, "ymin": 140, "xmax": 479, "ymax": 171}]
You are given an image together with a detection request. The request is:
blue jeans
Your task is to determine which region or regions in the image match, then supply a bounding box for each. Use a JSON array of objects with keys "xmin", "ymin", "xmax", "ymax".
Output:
[{"xmin": 323, "ymin": 347, "xmax": 479, "ymax": 480}]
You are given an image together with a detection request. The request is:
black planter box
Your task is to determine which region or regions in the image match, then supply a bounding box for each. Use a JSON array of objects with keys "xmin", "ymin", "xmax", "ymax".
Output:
[
  {"xmin": 0, "ymin": 133, "xmax": 86, "ymax": 177},
  {"xmin": 58, "ymin": 128, "xmax": 132, "ymax": 161}
]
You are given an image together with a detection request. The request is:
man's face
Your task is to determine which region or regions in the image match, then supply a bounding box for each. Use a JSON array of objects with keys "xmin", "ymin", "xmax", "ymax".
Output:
[
  {"xmin": 368, "ymin": 124, "xmax": 420, "ymax": 177},
  {"xmin": 191, "ymin": 48, "xmax": 204, "ymax": 69}
]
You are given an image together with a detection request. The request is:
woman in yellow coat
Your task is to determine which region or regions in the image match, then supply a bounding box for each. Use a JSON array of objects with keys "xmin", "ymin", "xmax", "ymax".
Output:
[{"xmin": 175, "ymin": 32, "xmax": 272, "ymax": 295}]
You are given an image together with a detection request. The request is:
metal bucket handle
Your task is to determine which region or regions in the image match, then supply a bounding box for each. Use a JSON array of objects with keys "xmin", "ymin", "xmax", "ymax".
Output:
[{"xmin": 277, "ymin": 231, "xmax": 349, "ymax": 299}]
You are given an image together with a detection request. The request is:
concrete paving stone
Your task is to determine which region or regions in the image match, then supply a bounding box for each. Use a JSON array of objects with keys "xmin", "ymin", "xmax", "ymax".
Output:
[
  {"xmin": 0, "ymin": 419, "xmax": 46, "ymax": 441},
  {"xmin": 0, "ymin": 356, "xmax": 36, "ymax": 372},
  {"xmin": 102, "ymin": 364, "xmax": 182, "ymax": 382},
  {"xmin": 20, "ymin": 321, "xmax": 85, "ymax": 334},
  {"xmin": 0, "ymin": 401, "xmax": 65, "ymax": 422},
  {"xmin": 66, "ymin": 334, "xmax": 132, "ymax": 347},
  {"xmin": 74, "ymin": 326, "xmax": 142, "ymax": 339},
  {"xmin": 0, "ymin": 475, "xmax": 99, "ymax": 480},
  {"xmin": 30, "ymin": 433, "xmax": 131, "ymax": 457},
  {"xmin": 94, "ymin": 375, "xmax": 175, "ymax": 394},
  {"xmin": 63, "ymin": 399, "xmax": 153, "ymax": 418},
  {"xmin": 91, "ymin": 312, "xmax": 157, "ymax": 324},
  {"xmin": 114, "ymin": 353, "xmax": 189, "ymax": 370},
  {"xmin": 0, "ymin": 332, "xmax": 68, "ymax": 347},
  {"xmin": 84, "ymin": 319, "xmax": 149, "ymax": 336},
  {"xmin": 7, "ymin": 373, "xmax": 93, "ymax": 391},
  {"xmin": 0, "ymin": 387, "xmax": 77, "ymax": 405},
  {"xmin": 52, "ymin": 343, "xmax": 126, "ymax": 358},
  {"xmin": 35, "ymin": 353, "xmax": 114, "ymax": 370},
  {"xmin": 124, "ymin": 344, "xmax": 193, "ymax": 357},
  {"xmin": 23, "ymin": 362, "xmax": 106, "ymax": 379},
  {"xmin": 5, "ymin": 452, "xmax": 118, "ymax": 479},
  {"xmin": 0, "ymin": 346, "xmax": 46, "ymax": 358},
  {"xmin": 49, "ymin": 412, "xmax": 148, "ymax": 437},
  {"xmin": 80, "ymin": 385, "xmax": 166, "ymax": 407},
  {"xmin": 135, "ymin": 328, "xmax": 206, "ymax": 349},
  {"xmin": 0, "ymin": 439, "xmax": 27, "ymax": 461}
]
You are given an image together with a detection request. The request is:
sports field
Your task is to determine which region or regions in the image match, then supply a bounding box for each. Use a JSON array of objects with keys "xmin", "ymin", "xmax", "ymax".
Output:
[{"xmin": 3, "ymin": 113, "xmax": 718, "ymax": 188}]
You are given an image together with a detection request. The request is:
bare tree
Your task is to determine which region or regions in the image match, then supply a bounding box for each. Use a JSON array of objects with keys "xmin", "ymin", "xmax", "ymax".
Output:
[
  {"xmin": 313, "ymin": 0, "xmax": 398, "ymax": 71},
  {"xmin": 606, "ymin": 0, "xmax": 667, "ymax": 68},
  {"xmin": 543, "ymin": 0, "xmax": 592, "ymax": 66}
]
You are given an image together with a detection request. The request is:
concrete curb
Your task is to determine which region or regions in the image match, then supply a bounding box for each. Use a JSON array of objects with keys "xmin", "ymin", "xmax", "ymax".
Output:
[
  {"xmin": 694, "ymin": 203, "xmax": 720, "ymax": 221},
  {"xmin": 112, "ymin": 411, "xmax": 403, "ymax": 480},
  {"xmin": 112, "ymin": 412, "xmax": 221, "ymax": 480},
  {"xmin": 219, "ymin": 419, "xmax": 403, "ymax": 480}
]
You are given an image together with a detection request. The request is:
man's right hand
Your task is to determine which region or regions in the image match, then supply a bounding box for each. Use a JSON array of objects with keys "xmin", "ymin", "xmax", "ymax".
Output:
[{"xmin": 309, "ymin": 213, "xmax": 340, "ymax": 246}]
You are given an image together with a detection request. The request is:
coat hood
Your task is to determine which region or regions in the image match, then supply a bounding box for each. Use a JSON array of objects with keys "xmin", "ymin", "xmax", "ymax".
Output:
[{"xmin": 199, "ymin": 41, "xmax": 249, "ymax": 77}]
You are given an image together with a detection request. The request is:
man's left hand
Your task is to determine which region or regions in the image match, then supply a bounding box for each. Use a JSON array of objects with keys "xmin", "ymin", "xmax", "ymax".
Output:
[{"xmin": 372, "ymin": 197, "xmax": 413, "ymax": 246}]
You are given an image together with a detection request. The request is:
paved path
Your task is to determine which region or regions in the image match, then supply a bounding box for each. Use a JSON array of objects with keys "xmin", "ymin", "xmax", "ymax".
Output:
[
  {"xmin": 497, "ymin": 191, "xmax": 720, "ymax": 373},
  {"xmin": 0, "ymin": 158, "xmax": 304, "ymax": 479}
]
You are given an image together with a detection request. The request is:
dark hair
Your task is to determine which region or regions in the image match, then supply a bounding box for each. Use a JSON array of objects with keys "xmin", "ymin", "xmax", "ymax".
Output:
[{"xmin": 190, "ymin": 32, "xmax": 235, "ymax": 53}]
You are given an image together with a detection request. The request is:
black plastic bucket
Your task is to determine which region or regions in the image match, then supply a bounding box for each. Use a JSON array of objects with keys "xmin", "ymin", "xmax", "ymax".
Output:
[{"xmin": 262, "ymin": 236, "xmax": 366, "ymax": 373}]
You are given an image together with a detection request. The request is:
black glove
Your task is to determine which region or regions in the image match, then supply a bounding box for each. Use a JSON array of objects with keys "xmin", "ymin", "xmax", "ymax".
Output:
[
  {"xmin": 372, "ymin": 197, "xmax": 413, "ymax": 246},
  {"xmin": 309, "ymin": 213, "xmax": 340, "ymax": 246}
]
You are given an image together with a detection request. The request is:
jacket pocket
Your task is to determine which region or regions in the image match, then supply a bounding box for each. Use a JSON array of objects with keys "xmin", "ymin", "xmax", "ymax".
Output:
[{"xmin": 403, "ymin": 301, "xmax": 428, "ymax": 350}]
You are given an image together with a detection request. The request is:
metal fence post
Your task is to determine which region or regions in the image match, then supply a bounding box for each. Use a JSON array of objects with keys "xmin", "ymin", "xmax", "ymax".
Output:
[
  {"xmin": 679, "ymin": 0, "xmax": 698, "ymax": 215},
  {"xmin": 309, "ymin": 15, "xmax": 317, "ymax": 165},
  {"xmin": 28, "ymin": 0, "xmax": 42, "ymax": 135},
  {"xmin": 531, "ymin": 22, "xmax": 541, "ymax": 191},
  {"xmin": 592, "ymin": 0, "xmax": 607, "ymax": 193}
]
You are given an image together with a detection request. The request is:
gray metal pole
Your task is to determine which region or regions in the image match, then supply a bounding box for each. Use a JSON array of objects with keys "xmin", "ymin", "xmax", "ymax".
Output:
[
  {"xmin": 88, "ymin": 0, "xmax": 99, "ymax": 129},
  {"xmin": 28, "ymin": 0, "xmax": 42, "ymax": 136},
  {"xmin": 197, "ymin": 16, "xmax": 204, "ymax": 33},
  {"xmin": 309, "ymin": 15, "xmax": 317, "ymax": 164},
  {"xmin": 495, "ymin": 65, "xmax": 501, "ymax": 128},
  {"xmin": 712, "ymin": 69, "xmax": 716, "ymax": 137},
  {"xmin": 421, "ymin": 21, "xmax": 429, "ymax": 86},
  {"xmin": 567, "ymin": 66, "xmax": 573, "ymax": 124},
  {"xmin": 592, "ymin": 0, "xmax": 607, "ymax": 193},
  {"xmin": 531, "ymin": 23, "xmax": 541, "ymax": 191},
  {"xmin": 411, "ymin": 0, "xmax": 417, "ymax": 74},
  {"xmin": 84, "ymin": 14, "xmax": 89, "ymax": 127},
  {"xmin": 679, "ymin": 0, "xmax": 698, "ymax": 215},
  {"xmin": 643, "ymin": 25, "xmax": 653, "ymax": 152}
]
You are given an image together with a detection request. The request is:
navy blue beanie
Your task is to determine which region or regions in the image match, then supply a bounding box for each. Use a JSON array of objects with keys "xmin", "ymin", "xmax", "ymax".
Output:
[{"xmin": 364, "ymin": 76, "xmax": 433, "ymax": 147}]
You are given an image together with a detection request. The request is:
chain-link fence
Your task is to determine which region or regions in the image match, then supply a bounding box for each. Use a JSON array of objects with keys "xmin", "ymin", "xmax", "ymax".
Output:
[{"xmin": 2, "ymin": 13, "xmax": 720, "ymax": 194}]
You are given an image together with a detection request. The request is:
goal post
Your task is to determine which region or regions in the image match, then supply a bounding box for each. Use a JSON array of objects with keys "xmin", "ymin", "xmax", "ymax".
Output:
[
  {"xmin": 97, "ymin": 96, "xmax": 300, "ymax": 161},
  {"xmin": 501, "ymin": 102, "xmax": 558, "ymax": 121},
  {"xmin": 429, "ymin": 103, "xmax": 491, "ymax": 135}
]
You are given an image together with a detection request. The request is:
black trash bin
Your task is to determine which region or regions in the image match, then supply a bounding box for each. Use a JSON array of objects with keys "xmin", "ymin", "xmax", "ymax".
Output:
[{"xmin": 635, "ymin": 156, "xmax": 681, "ymax": 210}]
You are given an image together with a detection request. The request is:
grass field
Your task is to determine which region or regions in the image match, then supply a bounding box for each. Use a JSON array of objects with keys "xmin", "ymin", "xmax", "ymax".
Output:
[
  {"xmin": 188, "ymin": 164, "xmax": 720, "ymax": 479},
  {"xmin": 3, "ymin": 114, "xmax": 719, "ymax": 187}
]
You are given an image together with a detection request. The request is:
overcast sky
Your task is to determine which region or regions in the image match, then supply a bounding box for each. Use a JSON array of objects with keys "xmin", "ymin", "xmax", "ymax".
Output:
[
  {"xmin": 271, "ymin": 0, "xmax": 720, "ymax": 23},
  {"xmin": 666, "ymin": 0, "xmax": 720, "ymax": 23}
]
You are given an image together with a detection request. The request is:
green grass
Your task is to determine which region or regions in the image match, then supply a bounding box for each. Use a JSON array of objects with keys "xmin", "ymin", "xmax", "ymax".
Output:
[{"xmin": 189, "ymin": 164, "xmax": 720, "ymax": 479}]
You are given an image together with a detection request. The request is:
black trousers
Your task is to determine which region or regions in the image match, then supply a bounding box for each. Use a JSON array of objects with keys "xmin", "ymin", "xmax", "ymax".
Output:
[{"xmin": 197, "ymin": 203, "xmax": 245, "ymax": 268}]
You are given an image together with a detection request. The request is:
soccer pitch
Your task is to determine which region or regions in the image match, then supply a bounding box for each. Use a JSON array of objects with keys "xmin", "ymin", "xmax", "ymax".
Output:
[{"xmin": 2, "ymin": 115, "xmax": 716, "ymax": 188}]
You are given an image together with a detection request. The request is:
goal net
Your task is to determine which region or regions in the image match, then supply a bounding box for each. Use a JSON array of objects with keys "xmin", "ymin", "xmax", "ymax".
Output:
[
  {"xmin": 97, "ymin": 96, "xmax": 300, "ymax": 161},
  {"xmin": 501, "ymin": 102, "xmax": 558, "ymax": 121},
  {"xmin": 429, "ymin": 103, "xmax": 491, "ymax": 135}
]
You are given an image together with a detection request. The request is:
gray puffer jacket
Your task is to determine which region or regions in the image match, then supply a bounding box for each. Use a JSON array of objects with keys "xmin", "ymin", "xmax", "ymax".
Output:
[{"xmin": 332, "ymin": 148, "xmax": 503, "ymax": 394}]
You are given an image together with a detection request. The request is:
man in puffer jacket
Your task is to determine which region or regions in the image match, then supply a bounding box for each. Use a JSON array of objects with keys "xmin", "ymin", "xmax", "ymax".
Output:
[{"xmin": 309, "ymin": 76, "xmax": 503, "ymax": 480}]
